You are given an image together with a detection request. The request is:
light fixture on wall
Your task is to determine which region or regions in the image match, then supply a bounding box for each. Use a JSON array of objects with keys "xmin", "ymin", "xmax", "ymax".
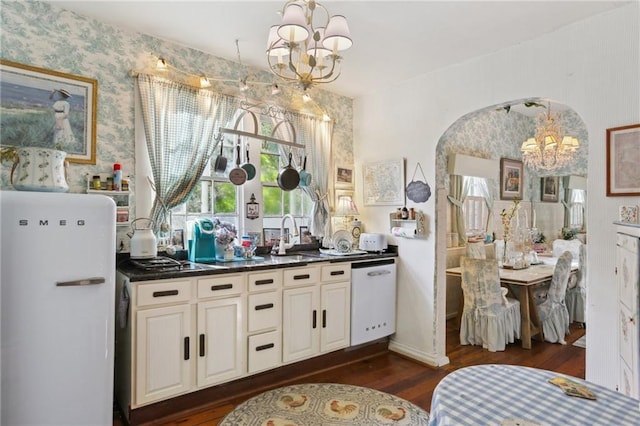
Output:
[
  {"xmin": 266, "ymin": 0, "xmax": 352, "ymax": 91},
  {"xmin": 521, "ymin": 102, "xmax": 580, "ymax": 171}
]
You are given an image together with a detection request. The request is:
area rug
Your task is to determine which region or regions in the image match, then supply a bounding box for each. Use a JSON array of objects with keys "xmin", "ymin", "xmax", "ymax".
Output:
[
  {"xmin": 573, "ymin": 335, "xmax": 586, "ymax": 348},
  {"xmin": 219, "ymin": 383, "xmax": 430, "ymax": 425}
]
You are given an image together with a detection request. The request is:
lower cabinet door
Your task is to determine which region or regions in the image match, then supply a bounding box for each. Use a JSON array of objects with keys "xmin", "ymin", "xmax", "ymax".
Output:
[
  {"xmin": 282, "ymin": 286, "xmax": 320, "ymax": 363},
  {"xmin": 135, "ymin": 304, "xmax": 192, "ymax": 406},
  {"xmin": 248, "ymin": 330, "xmax": 282, "ymax": 374},
  {"xmin": 197, "ymin": 297, "xmax": 245, "ymax": 387}
]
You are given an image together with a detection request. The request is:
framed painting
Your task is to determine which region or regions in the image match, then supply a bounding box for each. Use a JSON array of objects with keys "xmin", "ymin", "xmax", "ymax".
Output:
[
  {"xmin": 541, "ymin": 176, "xmax": 559, "ymax": 202},
  {"xmin": 247, "ymin": 231, "xmax": 262, "ymax": 247},
  {"xmin": 606, "ymin": 124, "xmax": 640, "ymax": 196},
  {"xmin": 362, "ymin": 158, "xmax": 405, "ymax": 206},
  {"xmin": 0, "ymin": 59, "xmax": 97, "ymax": 164},
  {"xmin": 500, "ymin": 158, "xmax": 523, "ymax": 200},
  {"xmin": 263, "ymin": 227, "xmax": 287, "ymax": 247},
  {"xmin": 299, "ymin": 225, "xmax": 313, "ymax": 244},
  {"xmin": 335, "ymin": 164, "xmax": 354, "ymax": 189}
]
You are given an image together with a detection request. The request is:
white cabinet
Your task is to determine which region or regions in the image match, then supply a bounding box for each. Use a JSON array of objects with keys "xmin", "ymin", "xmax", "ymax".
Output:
[
  {"xmin": 616, "ymin": 223, "xmax": 640, "ymax": 398},
  {"xmin": 134, "ymin": 280, "xmax": 192, "ymax": 405},
  {"xmin": 246, "ymin": 270, "xmax": 282, "ymax": 374},
  {"xmin": 282, "ymin": 263, "xmax": 350, "ymax": 364},
  {"xmin": 116, "ymin": 272, "xmax": 246, "ymax": 409}
]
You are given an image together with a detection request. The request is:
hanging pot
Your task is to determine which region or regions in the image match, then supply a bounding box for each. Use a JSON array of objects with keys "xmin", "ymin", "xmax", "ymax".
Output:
[
  {"xmin": 241, "ymin": 145, "xmax": 256, "ymax": 181},
  {"xmin": 277, "ymin": 152, "xmax": 300, "ymax": 191},
  {"xmin": 298, "ymin": 155, "xmax": 312, "ymax": 188},
  {"xmin": 213, "ymin": 139, "xmax": 227, "ymax": 173},
  {"xmin": 229, "ymin": 144, "xmax": 248, "ymax": 186}
]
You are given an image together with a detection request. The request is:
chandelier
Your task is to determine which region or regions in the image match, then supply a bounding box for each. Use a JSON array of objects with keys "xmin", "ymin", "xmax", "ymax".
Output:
[
  {"xmin": 521, "ymin": 103, "xmax": 579, "ymax": 171},
  {"xmin": 266, "ymin": 0, "xmax": 352, "ymax": 91}
]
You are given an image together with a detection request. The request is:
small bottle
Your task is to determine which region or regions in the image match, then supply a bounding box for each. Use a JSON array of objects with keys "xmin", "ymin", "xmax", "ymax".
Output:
[
  {"xmin": 113, "ymin": 163, "xmax": 122, "ymax": 191},
  {"xmin": 401, "ymin": 206, "xmax": 409, "ymax": 220},
  {"xmin": 106, "ymin": 177, "xmax": 114, "ymax": 191},
  {"xmin": 92, "ymin": 175, "xmax": 101, "ymax": 190},
  {"xmin": 409, "ymin": 207, "xmax": 416, "ymax": 220},
  {"xmin": 122, "ymin": 179, "xmax": 129, "ymax": 192},
  {"xmin": 396, "ymin": 208, "xmax": 402, "ymax": 219}
]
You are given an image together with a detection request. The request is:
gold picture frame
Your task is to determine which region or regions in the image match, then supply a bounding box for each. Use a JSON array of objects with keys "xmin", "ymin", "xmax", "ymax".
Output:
[
  {"xmin": 0, "ymin": 59, "xmax": 98, "ymax": 164},
  {"xmin": 606, "ymin": 123, "xmax": 640, "ymax": 196},
  {"xmin": 500, "ymin": 158, "xmax": 523, "ymax": 200}
]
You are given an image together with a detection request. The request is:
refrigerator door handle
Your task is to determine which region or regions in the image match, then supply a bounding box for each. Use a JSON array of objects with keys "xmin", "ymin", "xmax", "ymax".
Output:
[{"xmin": 56, "ymin": 277, "xmax": 106, "ymax": 287}]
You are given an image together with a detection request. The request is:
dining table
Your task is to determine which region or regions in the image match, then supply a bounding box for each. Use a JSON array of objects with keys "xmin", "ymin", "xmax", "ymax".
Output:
[
  {"xmin": 446, "ymin": 263, "xmax": 576, "ymax": 349},
  {"xmin": 428, "ymin": 364, "xmax": 640, "ymax": 426}
]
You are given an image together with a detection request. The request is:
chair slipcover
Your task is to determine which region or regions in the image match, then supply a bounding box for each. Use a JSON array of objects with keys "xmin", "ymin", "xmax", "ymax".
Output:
[
  {"xmin": 537, "ymin": 251, "xmax": 572, "ymax": 344},
  {"xmin": 552, "ymin": 239, "xmax": 581, "ymax": 260},
  {"xmin": 459, "ymin": 257, "xmax": 521, "ymax": 352},
  {"xmin": 466, "ymin": 241, "xmax": 487, "ymax": 259},
  {"xmin": 566, "ymin": 244, "xmax": 586, "ymax": 324}
]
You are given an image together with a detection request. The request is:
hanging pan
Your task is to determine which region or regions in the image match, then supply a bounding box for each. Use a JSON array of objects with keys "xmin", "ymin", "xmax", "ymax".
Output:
[
  {"xmin": 229, "ymin": 144, "xmax": 248, "ymax": 186},
  {"xmin": 277, "ymin": 152, "xmax": 300, "ymax": 191},
  {"xmin": 213, "ymin": 139, "xmax": 227, "ymax": 173},
  {"xmin": 298, "ymin": 155, "xmax": 312, "ymax": 188},
  {"xmin": 241, "ymin": 144, "xmax": 256, "ymax": 181}
]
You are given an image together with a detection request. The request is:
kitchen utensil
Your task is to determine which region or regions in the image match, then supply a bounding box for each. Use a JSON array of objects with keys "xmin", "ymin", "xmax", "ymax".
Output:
[
  {"xmin": 241, "ymin": 145, "xmax": 256, "ymax": 181},
  {"xmin": 229, "ymin": 144, "xmax": 248, "ymax": 186},
  {"xmin": 332, "ymin": 229, "xmax": 353, "ymax": 253},
  {"xmin": 213, "ymin": 139, "xmax": 227, "ymax": 173},
  {"xmin": 298, "ymin": 155, "xmax": 312, "ymax": 188},
  {"xmin": 277, "ymin": 152, "xmax": 300, "ymax": 191},
  {"xmin": 129, "ymin": 218, "xmax": 157, "ymax": 259}
]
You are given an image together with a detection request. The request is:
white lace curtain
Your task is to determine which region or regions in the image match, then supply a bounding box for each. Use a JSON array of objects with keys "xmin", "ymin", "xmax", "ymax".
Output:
[{"xmin": 136, "ymin": 73, "xmax": 238, "ymax": 229}]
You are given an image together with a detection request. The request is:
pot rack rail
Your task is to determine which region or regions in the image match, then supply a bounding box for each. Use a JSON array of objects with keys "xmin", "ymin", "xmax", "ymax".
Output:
[{"xmin": 220, "ymin": 108, "xmax": 305, "ymax": 149}]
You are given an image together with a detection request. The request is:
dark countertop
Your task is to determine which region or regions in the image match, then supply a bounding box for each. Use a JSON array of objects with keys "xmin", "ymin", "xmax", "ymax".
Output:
[{"xmin": 118, "ymin": 249, "xmax": 397, "ymax": 282}]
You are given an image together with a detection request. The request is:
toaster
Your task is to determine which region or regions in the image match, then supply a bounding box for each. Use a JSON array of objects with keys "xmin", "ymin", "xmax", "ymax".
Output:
[{"xmin": 359, "ymin": 233, "xmax": 387, "ymax": 252}]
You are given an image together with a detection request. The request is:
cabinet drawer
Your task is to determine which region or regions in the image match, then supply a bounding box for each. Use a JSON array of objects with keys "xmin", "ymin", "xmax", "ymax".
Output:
[
  {"xmin": 283, "ymin": 265, "xmax": 320, "ymax": 287},
  {"xmin": 198, "ymin": 274, "xmax": 244, "ymax": 299},
  {"xmin": 136, "ymin": 280, "xmax": 191, "ymax": 307},
  {"xmin": 321, "ymin": 263, "xmax": 351, "ymax": 282},
  {"xmin": 248, "ymin": 291, "xmax": 281, "ymax": 333},
  {"xmin": 248, "ymin": 330, "xmax": 281, "ymax": 374},
  {"xmin": 248, "ymin": 270, "xmax": 282, "ymax": 292}
]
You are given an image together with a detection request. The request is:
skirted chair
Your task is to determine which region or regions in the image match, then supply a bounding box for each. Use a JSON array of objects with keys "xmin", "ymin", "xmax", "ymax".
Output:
[
  {"xmin": 566, "ymin": 244, "xmax": 586, "ymax": 325},
  {"xmin": 460, "ymin": 257, "xmax": 521, "ymax": 352},
  {"xmin": 466, "ymin": 241, "xmax": 487, "ymax": 259},
  {"xmin": 537, "ymin": 251, "xmax": 573, "ymax": 344}
]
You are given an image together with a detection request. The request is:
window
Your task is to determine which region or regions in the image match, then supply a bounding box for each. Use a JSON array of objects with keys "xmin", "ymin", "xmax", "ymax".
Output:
[
  {"xmin": 463, "ymin": 177, "xmax": 489, "ymax": 234},
  {"xmin": 567, "ymin": 188, "xmax": 585, "ymax": 230}
]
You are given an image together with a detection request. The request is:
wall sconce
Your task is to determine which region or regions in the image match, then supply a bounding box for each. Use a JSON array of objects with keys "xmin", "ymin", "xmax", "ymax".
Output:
[
  {"xmin": 156, "ymin": 57, "xmax": 168, "ymax": 71},
  {"xmin": 246, "ymin": 193, "xmax": 260, "ymax": 220}
]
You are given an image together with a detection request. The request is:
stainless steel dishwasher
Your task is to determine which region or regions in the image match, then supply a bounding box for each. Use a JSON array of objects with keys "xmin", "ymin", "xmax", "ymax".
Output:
[{"xmin": 350, "ymin": 258, "xmax": 397, "ymax": 345}]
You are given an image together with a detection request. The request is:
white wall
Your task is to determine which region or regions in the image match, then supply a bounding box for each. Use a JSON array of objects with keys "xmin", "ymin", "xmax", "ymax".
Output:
[{"xmin": 353, "ymin": 3, "xmax": 639, "ymax": 389}]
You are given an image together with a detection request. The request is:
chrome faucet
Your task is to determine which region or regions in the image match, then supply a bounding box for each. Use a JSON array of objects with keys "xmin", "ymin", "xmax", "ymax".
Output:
[{"xmin": 277, "ymin": 214, "xmax": 299, "ymax": 255}]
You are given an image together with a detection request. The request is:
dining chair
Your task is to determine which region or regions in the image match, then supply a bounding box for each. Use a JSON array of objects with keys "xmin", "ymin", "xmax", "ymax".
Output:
[
  {"xmin": 537, "ymin": 251, "xmax": 572, "ymax": 344},
  {"xmin": 552, "ymin": 239, "xmax": 581, "ymax": 261},
  {"xmin": 459, "ymin": 257, "xmax": 521, "ymax": 352},
  {"xmin": 466, "ymin": 241, "xmax": 487, "ymax": 259},
  {"xmin": 566, "ymin": 244, "xmax": 586, "ymax": 326}
]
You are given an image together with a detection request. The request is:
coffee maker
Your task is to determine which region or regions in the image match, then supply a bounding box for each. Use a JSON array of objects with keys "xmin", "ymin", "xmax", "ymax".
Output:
[{"xmin": 188, "ymin": 218, "xmax": 216, "ymax": 263}]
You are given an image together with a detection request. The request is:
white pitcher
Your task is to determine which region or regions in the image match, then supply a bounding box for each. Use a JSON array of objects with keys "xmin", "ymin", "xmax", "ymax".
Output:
[{"xmin": 10, "ymin": 147, "xmax": 69, "ymax": 192}]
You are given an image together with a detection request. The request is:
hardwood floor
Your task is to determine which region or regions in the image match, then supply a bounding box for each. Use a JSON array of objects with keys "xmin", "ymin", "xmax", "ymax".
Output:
[{"xmin": 115, "ymin": 321, "xmax": 586, "ymax": 425}]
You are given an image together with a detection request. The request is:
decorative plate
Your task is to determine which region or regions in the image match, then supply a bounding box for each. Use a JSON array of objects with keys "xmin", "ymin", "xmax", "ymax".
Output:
[{"xmin": 332, "ymin": 230, "xmax": 353, "ymax": 253}]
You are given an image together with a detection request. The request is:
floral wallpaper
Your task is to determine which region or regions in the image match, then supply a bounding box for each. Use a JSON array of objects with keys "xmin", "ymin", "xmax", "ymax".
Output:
[
  {"xmin": 435, "ymin": 102, "xmax": 589, "ymax": 200},
  {"xmin": 0, "ymin": 0, "xmax": 354, "ymax": 244}
]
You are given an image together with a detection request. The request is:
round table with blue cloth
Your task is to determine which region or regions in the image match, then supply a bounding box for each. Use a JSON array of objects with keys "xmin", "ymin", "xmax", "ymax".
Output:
[{"xmin": 428, "ymin": 364, "xmax": 640, "ymax": 426}]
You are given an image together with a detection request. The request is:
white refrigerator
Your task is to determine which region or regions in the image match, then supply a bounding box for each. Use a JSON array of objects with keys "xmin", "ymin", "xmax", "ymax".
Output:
[{"xmin": 1, "ymin": 191, "xmax": 116, "ymax": 426}]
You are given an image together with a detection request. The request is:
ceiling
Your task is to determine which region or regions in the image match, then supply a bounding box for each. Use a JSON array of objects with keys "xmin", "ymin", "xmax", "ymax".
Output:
[{"xmin": 46, "ymin": 1, "xmax": 626, "ymax": 100}]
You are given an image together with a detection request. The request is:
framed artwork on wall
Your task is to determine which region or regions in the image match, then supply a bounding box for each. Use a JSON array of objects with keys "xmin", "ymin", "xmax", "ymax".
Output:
[
  {"xmin": 0, "ymin": 59, "xmax": 97, "ymax": 164},
  {"xmin": 335, "ymin": 164, "xmax": 354, "ymax": 189},
  {"xmin": 263, "ymin": 228, "xmax": 287, "ymax": 247},
  {"xmin": 500, "ymin": 158, "xmax": 524, "ymax": 200},
  {"xmin": 606, "ymin": 123, "xmax": 640, "ymax": 196},
  {"xmin": 541, "ymin": 176, "xmax": 559, "ymax": 202},
  {"xmin": 362, "ymin": 158, "xmax": 405, "ymax": 206}
]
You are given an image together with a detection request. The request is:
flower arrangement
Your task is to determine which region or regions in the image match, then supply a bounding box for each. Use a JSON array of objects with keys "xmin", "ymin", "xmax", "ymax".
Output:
[
  {"xmin": 561, "ymin": 227, "xmax": 578, "ymax": 240},
  {"xmin": 213, "ymin": 218, "xmax": 237, "ymax": 246},
  {"xmin": 499, "ymin": 200, "xmax": 520, "ymax": 261}
]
